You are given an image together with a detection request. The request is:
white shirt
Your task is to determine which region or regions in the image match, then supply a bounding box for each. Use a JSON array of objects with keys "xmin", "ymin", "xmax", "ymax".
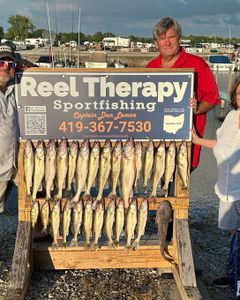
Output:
[{"xmin": 213, "ymin": 109, "xmax": 240, "ymax": 202}]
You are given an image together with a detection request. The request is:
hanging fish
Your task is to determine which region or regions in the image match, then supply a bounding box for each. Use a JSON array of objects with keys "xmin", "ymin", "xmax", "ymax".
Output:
[
  {"xmin": 23, "ymin": 139, "xmax": 34, "ymax": 198},
  {"xmin": 155, "ymin": 200, "xmax": 173, "ymax": 262},
  {"xmin": 32, "ymin": 140, "xmax": 45, "ymax": 201},
  {"xmin": 131, "ymin": 198, "xmax": 148, "ymax": 250},
  {"xmin": 176, "ymin": 141, "xmax": 188, "ymax": 189},
  {"xmin": 143, "ymin": 140, "xmax": 154, "ymax": 193},
  {"xmin": 109, "ymin": 140, "xmax": 122, "ymax": 197},
  {"xmin": 70, "ymin": 200, "xmax": 83, "ymax": 247},
  {"xmin": 150, "ymin": 141, "xmax": 166, "ymax": 198},
  {"xmin": 96, "ymin": 139, "xmax": 111, "ymax": 201},
  {"xmin": 45, "ymin": 139, "xmax": 56, "ymax": 200},
  {"xmin": 162, "ymin": 141, "xmax": 176, "ymax": 196},
  {"xmin": 67, "ymin": 140, "xmax": 78, "ymax": 192},
  {"xmin": 120, "ymin": 138, "xmax": 135, "ymax": 208},
  {"xmin": 71, "ymin": 139, "xmax": 89, "ymax": 203},
  {"xmin": 84, "ymin": 141, "xmax": 100, "ymax": 196},
  {"xmin": 56, "ymin": 138, "xmax": 68, "ymax": 199},
  {"xmin": 91, "ymin": 200, "xmax": 104, "ymax": 250}
]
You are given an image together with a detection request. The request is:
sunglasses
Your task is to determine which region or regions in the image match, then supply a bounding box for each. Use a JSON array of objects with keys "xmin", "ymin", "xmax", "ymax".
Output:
[{"xmin": 0, "ymin": 60, "xmax": 16, "ymax": 69}]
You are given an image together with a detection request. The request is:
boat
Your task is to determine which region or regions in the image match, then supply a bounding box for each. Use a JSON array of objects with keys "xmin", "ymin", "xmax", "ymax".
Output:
[{"xmin": 207, "ymin": 55, "xmax": 235, "ymax": 72}]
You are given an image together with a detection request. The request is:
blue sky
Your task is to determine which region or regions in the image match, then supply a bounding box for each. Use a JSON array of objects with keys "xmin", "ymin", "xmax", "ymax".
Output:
[{"xmin": 1, "ymin": 0, "xmax": 240, "ymax": 38}]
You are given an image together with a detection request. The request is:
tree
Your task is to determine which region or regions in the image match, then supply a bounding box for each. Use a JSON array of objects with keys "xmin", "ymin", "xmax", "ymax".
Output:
[{"xmin": 5, "ymin": 15, "xmax": 35, "ymax": 40}]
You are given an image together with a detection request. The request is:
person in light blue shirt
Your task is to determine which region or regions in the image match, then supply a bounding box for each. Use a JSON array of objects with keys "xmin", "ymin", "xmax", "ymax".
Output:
[{"xmin": 0, "ymin": 44, "xmax": 19, "ymax": 213}]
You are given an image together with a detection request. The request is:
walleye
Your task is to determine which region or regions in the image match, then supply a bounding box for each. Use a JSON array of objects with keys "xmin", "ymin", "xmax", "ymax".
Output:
[
  {"xmin": 131, "ymin": 198, "xmax": 148, "ymax": 250},
  {"xmin": 125, "ymin": 199, "xmax": 137, "ymax": 250},
  {"xmin": 109, "ymin": 140, "xmax": 122, "ymax": 197},
  {"xmin": 67, "ymin": 140, "xmax": 78, "ymax": 192},
  {"xmin": 45, "ymin": 139, "xmax": 56, "ymax": 200},
  {"xmin": 134, "ymin": 142, "xmax": 143, "ymax": 191},
  {"xmin": 70, "ymin": 200, "xmax": 83, "ymax": 247},
  {"xmin": 84, "ymin": 141, "xmax": 100, "ymax": 196},
  {"xmin": 155, "ymin": 200, "xmax": 173, "ymax": 262},
  {"xmin": 56, "ymin": 138, "xmax": 68, "ymax": 199},
  {"xmin": 104, "ymin": 198, "xmax": 115, "ymax": 248},
  {"xmin": 40, "ymin": 200, "xmax": 50, "ymax": 233},
  {"xmin": 96, "ymin": 140, "xmax": 111, "ymax": 201},
  {"xmin": 120, "ymin": 138, "xmax": 135, "ymax": 208},
  {"xmin": 114, "ymin": 198, "xmax": 125, "ymax": 247},
  {"xmin": 151, "ymin": 141, "xmax": 166, "ymax": 197},
  {"xmin": 30, "ymin": 201, "xmax": 39, "ymax": 228},
  {"xmin": 143, "ymin": 140, "xmax": 154, "ymax": 192},
  {"xmin": 62, "ymin": 199, "xmax": 72, "ymax": 247},
  {"xmin": 50, "ymin": 200, "xmax": 61, "ymax": 248},
  {"xmin": 162, "ymin": 141, "xmax": 176, "ymax": 196},
  {"xmin": 32, "ymin": 140, "xmax": 45, "ymax": 201},
  {"xmin": 83, "ymin": 197, "xmax": 93, "ymax": 249},
  {"xmin": 71, "ymin": 139, "xmax": 89, "ymax": 203},
  {"xmin": 177, "ymin": 141, "xmax": 188, "ymax": 189},
  {"xmin": 23, "ymin": 139, "xmax": 34, "ymax": 198},
  {"xmin": 91, "ymin": 201, "xmax": 104, "ymax": 250}
]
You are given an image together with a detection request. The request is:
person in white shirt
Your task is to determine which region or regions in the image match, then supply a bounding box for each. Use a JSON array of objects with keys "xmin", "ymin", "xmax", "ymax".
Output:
[{"xmin": 191, "ymin": 75, "xmax": 240, "ymax": 289}]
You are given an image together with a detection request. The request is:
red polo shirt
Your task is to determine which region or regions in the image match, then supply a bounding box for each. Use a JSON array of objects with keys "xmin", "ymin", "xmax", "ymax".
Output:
[{"xmin": 146, "ymin": 48, "xmax": 220, "ymax": 168}]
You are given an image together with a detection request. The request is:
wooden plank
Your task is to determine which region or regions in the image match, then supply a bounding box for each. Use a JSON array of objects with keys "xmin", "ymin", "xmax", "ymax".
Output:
[
  {"xmin": 7, "ymin": 221, "xmax": 32, "ymax": 300},
  {"xmin": 175, "ymin": 219, "xmax": 197, "ymax": 287},
  {"xmin": 172, "ymin": 264, "xmax": 202, "ymax": 300},
  {"xmin": 34, "ymin": 197, "xmax": 189, "ymax": 212},
  {"xmin": 33, "ymin": 241, "xmax": 173, "ymax": 270},
  {"xmin": 23, "ymin": 67, "xmax": 195, "ymax": 73}
]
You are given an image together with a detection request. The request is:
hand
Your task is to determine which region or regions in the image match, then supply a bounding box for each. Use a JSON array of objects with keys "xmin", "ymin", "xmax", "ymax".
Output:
[
  {"xmin": 190, "ymin": 128, "xmax": 200, "ymax": 144},
  {"xmin": 189, "ymin": 98, "xmax": 198, "ymax": 114}
]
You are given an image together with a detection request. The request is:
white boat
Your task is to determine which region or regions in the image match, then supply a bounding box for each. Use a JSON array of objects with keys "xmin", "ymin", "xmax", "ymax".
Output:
[{"xmin": 207, "ymin": 55, "xmax": 235, "ymax": 72}]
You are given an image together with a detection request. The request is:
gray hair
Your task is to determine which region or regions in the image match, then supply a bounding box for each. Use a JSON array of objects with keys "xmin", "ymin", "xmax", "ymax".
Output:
[{"xmin": 153, "ymin": 17, "xmax": 182, "ymax": 41}]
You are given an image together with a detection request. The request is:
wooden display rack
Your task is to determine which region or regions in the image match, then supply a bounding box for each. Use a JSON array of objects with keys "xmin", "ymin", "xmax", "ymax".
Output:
[{"xmin": 6, "ymin": 140, "xmax": 202, "ymax": 300}]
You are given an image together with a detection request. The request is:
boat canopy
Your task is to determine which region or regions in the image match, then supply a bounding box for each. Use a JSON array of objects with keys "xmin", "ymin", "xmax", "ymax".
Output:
[{"xmin": 208, "ymin": 55, "xmax": 231, "ymax": 63}]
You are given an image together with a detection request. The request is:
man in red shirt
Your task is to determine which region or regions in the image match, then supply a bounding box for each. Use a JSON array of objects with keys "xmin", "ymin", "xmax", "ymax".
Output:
[{"xmin": 146, "ymin": 17, "xmax": 220, "ymax": 171}]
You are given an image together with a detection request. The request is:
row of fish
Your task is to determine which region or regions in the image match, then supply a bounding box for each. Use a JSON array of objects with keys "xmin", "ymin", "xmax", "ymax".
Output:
[
  {"xmin": 24, "ymin": 138, "xmax": 188, "ymax": 208},
  {"xmin": 31, "ymin": 197, "xmax": 149, "ymax": 251}
]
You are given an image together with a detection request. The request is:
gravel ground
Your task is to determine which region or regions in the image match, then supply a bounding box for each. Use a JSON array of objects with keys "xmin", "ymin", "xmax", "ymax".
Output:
[{"xmin": 0, "ymin": 108, "xmax": 236, "ymax": 300}]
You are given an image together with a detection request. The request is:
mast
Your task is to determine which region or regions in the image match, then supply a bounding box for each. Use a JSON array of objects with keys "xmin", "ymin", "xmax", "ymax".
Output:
[
  {"xmin": 46, "ymin": 2, "xmax": 54, "ymax": 67},
  {"xmin": 77, "ymin": 7, "xmax": 81, "ymax": 67}
]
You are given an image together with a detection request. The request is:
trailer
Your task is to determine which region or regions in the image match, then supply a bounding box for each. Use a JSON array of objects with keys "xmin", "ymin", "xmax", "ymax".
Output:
[{"xmin": 102, "ymin": 37, "xmax": 130, "ymax": 50}]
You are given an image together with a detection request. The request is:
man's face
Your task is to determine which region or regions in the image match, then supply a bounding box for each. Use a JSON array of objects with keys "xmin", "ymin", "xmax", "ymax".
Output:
[
  {"xmin": 155, "ymin": 26, "xmax": 181, "ymax": 58},
  {"xmin": 0, "ymin": 58, "xmax": 16, "ymax": 84}
]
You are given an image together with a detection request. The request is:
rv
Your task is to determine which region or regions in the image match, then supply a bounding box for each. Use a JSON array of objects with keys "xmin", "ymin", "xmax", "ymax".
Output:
[{"xmin": 102, "ymin": 37, "xmax": 130, "ymax": 51}]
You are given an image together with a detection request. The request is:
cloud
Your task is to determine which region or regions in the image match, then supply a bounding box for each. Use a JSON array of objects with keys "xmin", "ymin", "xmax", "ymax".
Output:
[{"xmin": 1, "ymin": 0, "xmax": 240, "ymax": 37}]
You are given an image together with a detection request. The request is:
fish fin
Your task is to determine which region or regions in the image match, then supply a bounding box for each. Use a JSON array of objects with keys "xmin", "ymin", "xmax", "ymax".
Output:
[
  {"xmin": 131, "ymin": 239, "xmax": 139, "ymax": 251},
  {"xmin": 68, "ymin": 239, "xmax": 78, "ymax": 247}
]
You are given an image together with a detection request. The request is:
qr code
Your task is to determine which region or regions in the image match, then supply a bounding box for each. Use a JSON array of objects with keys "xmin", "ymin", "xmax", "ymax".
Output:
[{"xmin": 25, "ymin": 114, "xmax": 47, "ymax": 135}]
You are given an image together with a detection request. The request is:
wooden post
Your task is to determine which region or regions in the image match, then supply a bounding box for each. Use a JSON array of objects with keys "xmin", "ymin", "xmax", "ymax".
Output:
[
  {"xmin": 6, "ymin": 221, "xmax": 32, "ymax": 300},
  {"xmin": 172, "ymin": 218, "xmax": 201, "ymax": 300}
]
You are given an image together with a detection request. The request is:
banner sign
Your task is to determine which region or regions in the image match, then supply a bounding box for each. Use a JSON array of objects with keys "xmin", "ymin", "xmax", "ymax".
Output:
[{"xmin": 16, "ymin": 70, "xmax": 194, "ymax": 141}]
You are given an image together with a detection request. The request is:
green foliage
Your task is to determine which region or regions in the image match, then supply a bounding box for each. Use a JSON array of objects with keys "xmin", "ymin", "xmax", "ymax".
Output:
[
  {"xmin": 5, "ymin": 15, "xmax": 35, "ymax": 40},
  {"xmin": 31, "ymin": 29, "xmax": 46, "ymax": 39}
]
